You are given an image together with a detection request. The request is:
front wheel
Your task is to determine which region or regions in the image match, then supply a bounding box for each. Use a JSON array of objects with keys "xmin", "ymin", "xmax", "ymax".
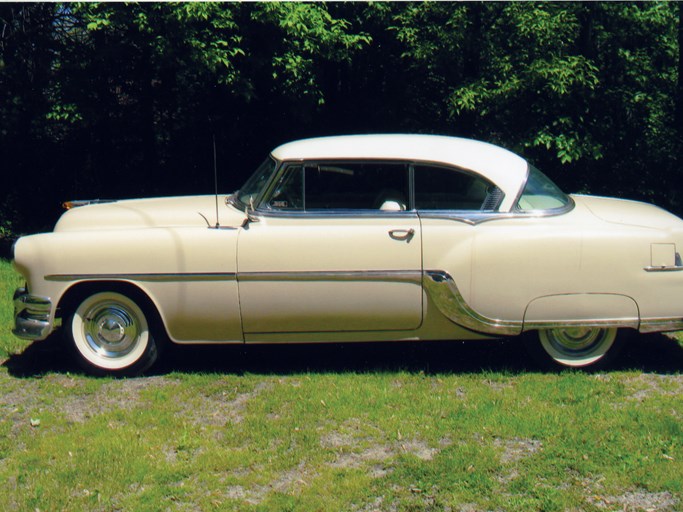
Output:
[
  {"xmin": 526, "ymin": 327, "xmax": 623, "ymax": 369},
  {"xmin": 66, "ymin": 291, "xmax": 159, "ymax": 376}
]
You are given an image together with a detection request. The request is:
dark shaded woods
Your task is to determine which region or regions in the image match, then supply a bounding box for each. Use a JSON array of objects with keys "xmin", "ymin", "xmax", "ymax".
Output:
[{"xmin": 1, "ymin": 2, "xmax": 681, "ymax": 240}]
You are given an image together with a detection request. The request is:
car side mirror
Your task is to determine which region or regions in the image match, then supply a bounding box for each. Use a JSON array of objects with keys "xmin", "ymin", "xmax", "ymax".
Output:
[{"xmin": 242, "ymin": 198, "xmax": 260, "ymax": 227}]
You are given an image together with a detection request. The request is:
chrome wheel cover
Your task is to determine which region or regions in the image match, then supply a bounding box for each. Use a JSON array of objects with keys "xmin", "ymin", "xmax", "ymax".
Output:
[
  {"xmin": 539, "ymin": 327, "xmax": 617, "ymax": 367},
  {"xmin": 71, "ymin": 292, "xmax": 150, "ymax": 370},
  {"xmin": 83, "ymin": 302, "xmax": 141, "ymax": 358}
]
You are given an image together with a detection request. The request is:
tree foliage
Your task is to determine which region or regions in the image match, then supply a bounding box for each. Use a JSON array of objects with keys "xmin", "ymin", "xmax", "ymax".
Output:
[{"xmin": 0, "ymin": 2, "xmax": 681, "ymax": 236}]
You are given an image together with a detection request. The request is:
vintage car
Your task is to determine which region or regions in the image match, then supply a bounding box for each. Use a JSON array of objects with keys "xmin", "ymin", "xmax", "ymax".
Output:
[{"xmin": 12, "ymin": 134, "xmax": 683, "ymax": 375}]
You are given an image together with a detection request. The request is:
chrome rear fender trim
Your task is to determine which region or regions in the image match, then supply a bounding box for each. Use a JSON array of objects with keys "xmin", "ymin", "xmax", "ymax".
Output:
[
  {"xmin": 639, "ymin": 318, "xmax": 683, "ymax": 333},
  {"xmin": 423, "ymin": 270, "xmax": 683, "ymax": 335},
  {"xmin": 422, "ymin": 270, "xmax": 523, "ymax": 336},
  {"xmin": 523, "ymin": 319, "xmax": 639, "ymax": 331}
]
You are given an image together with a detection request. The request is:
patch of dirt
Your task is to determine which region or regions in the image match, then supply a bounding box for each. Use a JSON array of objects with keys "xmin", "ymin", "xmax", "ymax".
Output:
[
  {"xmin": 454, "ymin": 386, "xmax": 466, "ymax": 399},
  {"xmin": 439, "ymin": 436, "xmax": 453, "ymax": 448},
  {"xmin": 399, "ymin": 439, "xmax": 439, "ymax": 461},
  {"xmin": 568, "ymin": 470, "xmax": 679, "ymax": 511},
  {"xmin": 320, "ymin": 430, "xmax": 358, "ymax": 450},
  {"xmin": 269, "ymin": 461, "xmax": 312, "ymax": 493},
  {"xmin": 624, "ymin": 374, "xmax": 683, "ymax": 402},
  {"xmin": 0, "ymin": 383, "xmax": 38, "ymax": 432},
  {"xmin": 0, "ymin": 374, "xmax": 189, "ymax": 452},
  {"xmin": 368, "ymin": 465, "xmax": 390, "ymax": 478},
  {"xmin": 323, "ymin": 423, "xmax": 440, "ymax": 477},
  {"xmin": 223, "ymin": 461, "xmax": 312, "ymax": 505},
  {"xmin": 329, "ymin": 445, "xmax": 394, "ymax": 471},
  {"xmin": 494, "ymin": 437, "xmax": 543, "ymax": 464},
  {"xmin": 182, "ymin": 380, "xmax": 273, "ymax": 427},
  {"xmin": 3, "ymin": 374, "xmax": 272, "ymax": 434},
  {"xmin": 60, "ymin": 375, "xmax": 175, "ymax": 423},
  {"xmin": 0, "ymin": 374, "xmax": 179, "ymax": 431},
  {"xmin": 495, "ymin": 468, "xmax": 520, "ymax": 485},
  {"xmin": 353, "ymin": 495, "xmax": 406, "ymax": 512},
  {"xmin": 162, "ymin": 444, "xmax": 177, "ymax": 463},
  {"xmin": 590, "ymin": 490, "xmax": 679, "ymax": 511},
  {"xmin": 491, "ymin": 437, "xmax": 543, "ymax": 485},
  {"xmin": 454, "ymin": 505, "xmax": 483, "ymax": 512},
  {"xmin": 225, "ymin": 485, "xmax": 260, "ymax": 504},
  {"xmin": 483, "ymin": 379, "xmax": 514, "ymax": 391}
]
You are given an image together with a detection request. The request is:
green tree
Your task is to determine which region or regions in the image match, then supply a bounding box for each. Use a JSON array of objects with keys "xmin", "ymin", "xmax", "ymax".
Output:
[{"xmin": 0, "ymin": 2, "xmax": 681, "ymax": 239}]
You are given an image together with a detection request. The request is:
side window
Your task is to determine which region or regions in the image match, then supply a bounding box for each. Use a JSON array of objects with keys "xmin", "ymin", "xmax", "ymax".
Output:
[
  {"xmin": 305, "ymin": 162, "xmax": 409, "ymax": 210},
  {"xmin": 266, "ymin": 165, "xmax": 303, "ymax": 210},
  {"xmin": 265, "ymin": 162, "xmax": 410, "ymax": 212},
  {"xmin": 414, "ymin": 165, "xmax": 502, "ymax": 211}
]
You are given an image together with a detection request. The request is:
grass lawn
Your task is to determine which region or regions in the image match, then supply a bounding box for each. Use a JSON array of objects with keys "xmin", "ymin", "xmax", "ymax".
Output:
[{"xmin": 1, "ymin": 258, "xmax": 682, "ymax": 511}]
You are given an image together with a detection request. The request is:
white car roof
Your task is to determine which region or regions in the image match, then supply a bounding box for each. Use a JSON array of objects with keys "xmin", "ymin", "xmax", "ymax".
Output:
[{"xmin": 271, "ymin": 134, "xmax": 529, "ymax": 210}]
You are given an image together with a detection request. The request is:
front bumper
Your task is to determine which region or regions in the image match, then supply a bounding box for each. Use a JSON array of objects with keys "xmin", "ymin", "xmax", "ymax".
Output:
[{"xmin": 13, "ymin": 287, "xmax": 54, "ymax": 340}]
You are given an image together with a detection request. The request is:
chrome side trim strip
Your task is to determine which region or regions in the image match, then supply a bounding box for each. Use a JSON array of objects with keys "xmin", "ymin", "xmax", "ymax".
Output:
[
  {"xmin": 523, "ymin": 318, "xmax": 640, "ymax": 331},
  {"xmin": 238, "ymin": 270, "xmax": 422, "ymax": 284},
  {"xmin": 44, "ymin": 270, "xmax": 422, "ymax": 284},
  {"xmin": 639, "ymin": 318, "xmax": 683, "ymax": 333},
  {"xmin": 422, "ymin": 270, "xmax": 523, "ymax": 335},
  {"xmin": 643, "ymin": 266, "xmax": 683, "ymax": 273},
  {"xmin": 45, "ymin": 273, "xmax": 237, "ymax": 282},
  {"xmin": 43, "ymin": 268, "xmax": 677, "ymax": 336}
]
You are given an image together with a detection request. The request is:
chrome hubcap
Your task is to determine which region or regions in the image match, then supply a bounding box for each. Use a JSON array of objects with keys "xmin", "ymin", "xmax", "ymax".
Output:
[
  {"xmin": 98, "ymin": 317, "xmax": 126, "ymax": 343},
  {"xmin": 84, "ymin": 303, "xmax": 140, "ymax": 359},
  {"xmin": 546, "ymin": 328, "xmax": 605, "ymax": 356}
]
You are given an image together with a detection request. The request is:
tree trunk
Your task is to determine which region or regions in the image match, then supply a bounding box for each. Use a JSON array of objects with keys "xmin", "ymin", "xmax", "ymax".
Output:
[{"xmin": 676, "ymin": 3, "xmax": 683, "ymax": 137}]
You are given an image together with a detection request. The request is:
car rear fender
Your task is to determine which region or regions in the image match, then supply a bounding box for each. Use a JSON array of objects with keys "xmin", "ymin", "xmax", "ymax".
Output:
[{"xmin": 522, "ymin": 293, "xmax": 640, "ymax": 331}]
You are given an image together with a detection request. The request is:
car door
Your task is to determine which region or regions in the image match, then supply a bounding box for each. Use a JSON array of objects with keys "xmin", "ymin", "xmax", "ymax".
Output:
[
  {"xmin": 414, "ymin": 163, "xmax": 508, "ymax": 332},
  {"xmin": 237, "ymin": 161, "xmax": 423, "ymax": 334}
]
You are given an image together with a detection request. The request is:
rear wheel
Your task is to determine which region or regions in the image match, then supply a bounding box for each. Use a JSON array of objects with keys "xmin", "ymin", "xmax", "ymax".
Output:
[
  {"xmin": 66, "ymin": 291, "xmax": 159, "ymax": 376},
  {"xmin": 527, "ymin": 327, "xmax": 622, "ymax": 369}
]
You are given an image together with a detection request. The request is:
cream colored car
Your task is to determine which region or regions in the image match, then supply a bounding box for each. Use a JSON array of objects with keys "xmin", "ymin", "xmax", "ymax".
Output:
[{"xmin": 12, "ymin": 135, "xmax": 683, "ymax": 375}]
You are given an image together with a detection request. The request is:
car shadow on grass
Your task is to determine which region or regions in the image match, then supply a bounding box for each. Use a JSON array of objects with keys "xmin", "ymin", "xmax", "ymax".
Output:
[{"xmin": 3, "ymin": 332, "xmax": 682, "ymax": 378}]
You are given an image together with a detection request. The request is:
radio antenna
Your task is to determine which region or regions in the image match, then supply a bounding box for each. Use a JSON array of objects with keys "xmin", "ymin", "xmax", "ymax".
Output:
[{"xmin": 213, "ymin": 134, "xmax": 219, "ymax": 228}]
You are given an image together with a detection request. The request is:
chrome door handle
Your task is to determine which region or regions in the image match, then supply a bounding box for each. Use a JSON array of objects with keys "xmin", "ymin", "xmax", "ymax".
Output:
[{"xmin": 389, "ymin": 228, "xmax": 415, "ymax": 241}]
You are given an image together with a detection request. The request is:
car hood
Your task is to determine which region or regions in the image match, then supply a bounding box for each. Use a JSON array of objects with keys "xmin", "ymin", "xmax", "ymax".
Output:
[
  {"xmin": 54, "ymin": 195, "xmax": 246, "ymax": 232},
  {"xmin": 573, "ymin": 194, "xmax": 683, "ymax": 230}
]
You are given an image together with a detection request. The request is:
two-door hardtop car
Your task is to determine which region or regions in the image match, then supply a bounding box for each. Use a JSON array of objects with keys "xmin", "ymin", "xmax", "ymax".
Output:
[{"xmin": 12, "ymin": 134, "xmax": 683, "ymax": 375}]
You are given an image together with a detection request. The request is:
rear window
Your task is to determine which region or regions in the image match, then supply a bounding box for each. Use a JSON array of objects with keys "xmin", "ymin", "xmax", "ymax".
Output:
[{"xmin": 516, "ymin": 166, "xmax": 571, "ymax": 211}]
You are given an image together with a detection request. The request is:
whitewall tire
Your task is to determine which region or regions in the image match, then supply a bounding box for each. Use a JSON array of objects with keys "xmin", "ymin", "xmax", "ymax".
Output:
[
  {"xmin": 528, "ymin": 327, "xmax": 622, "ymax": 369},
  {"xmin": 67, "ymin": 291, "xmax": 159, "ymax": 376}
]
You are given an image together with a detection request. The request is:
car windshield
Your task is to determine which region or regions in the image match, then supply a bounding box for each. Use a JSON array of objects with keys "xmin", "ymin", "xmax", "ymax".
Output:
[
  {"xmin": 236, "ymin": 157, "xmax": 278, "ymax": 208},
  {"xmin": 516, "ymin": 165, "xmax": 571, "ymax": 211}
]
